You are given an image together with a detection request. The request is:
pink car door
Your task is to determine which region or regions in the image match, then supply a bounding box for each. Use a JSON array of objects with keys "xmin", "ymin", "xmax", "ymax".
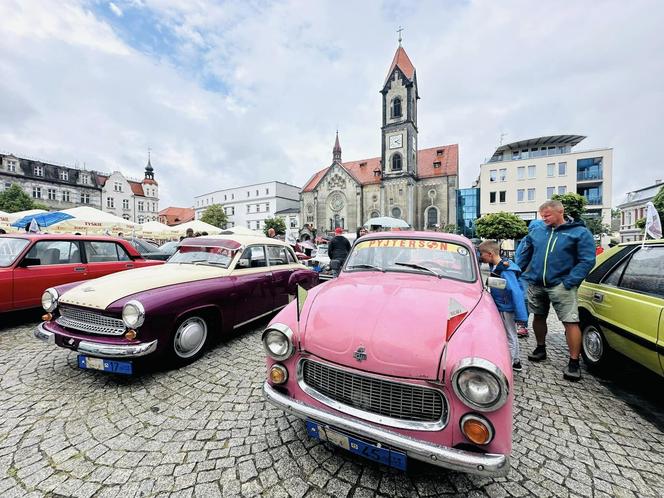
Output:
[
  {"xmin": 82, "ymin": 240, "xmax": 137, "ymax": 279},
  {"xmin": 12, "ymin": 239, "xmax": 88, "ymax": 310}
]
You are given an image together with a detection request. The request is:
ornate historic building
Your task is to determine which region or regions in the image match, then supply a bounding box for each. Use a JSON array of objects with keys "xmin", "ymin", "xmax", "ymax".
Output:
[{"xmin": 300, "ymin": 44, "xmax": 459, "ymax": 234}]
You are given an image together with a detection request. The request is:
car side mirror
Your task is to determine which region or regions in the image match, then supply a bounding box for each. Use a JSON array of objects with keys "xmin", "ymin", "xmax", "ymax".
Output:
[
  {"xmin": 487, "ymin": 276, "xmax": 507, "ymax": 290},
  {"xmin": 237, "ymin": 258, "xmax": 250, "ymax": 268},
  {"xmin": 19, "ymin": 257, "xmax": 41, "ymax": 267}
]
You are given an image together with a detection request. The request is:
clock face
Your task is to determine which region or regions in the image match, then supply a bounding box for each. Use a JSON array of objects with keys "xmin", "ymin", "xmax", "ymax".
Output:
[{"xmin": 389, "ymin": 134, "xmax": 403, "ymax": 149}]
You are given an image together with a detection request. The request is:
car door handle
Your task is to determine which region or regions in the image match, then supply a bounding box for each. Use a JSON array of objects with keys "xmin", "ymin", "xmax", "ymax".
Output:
[
  {"xmin": 74, "ymin": 267, "xmax": 86, "ymax": 272},
  {"xmin": 125, "ymin": 264, "xmax": 134, "ymax": 269},
  {"xmin": 592, "ymin": 292, "xmax": 604, "ymax": 303}
]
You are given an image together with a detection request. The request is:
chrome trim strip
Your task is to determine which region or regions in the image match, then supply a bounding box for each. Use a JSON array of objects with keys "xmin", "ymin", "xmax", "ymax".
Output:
[
  {"xmin": 57, "ymin": 306, "xmax": 126, "ymax": 336},
  {"xmin": 296, "ymin": 358, "xmax": 449, "ymax": 431},
  {"xmin": 34, "ymin": 323, "xmax": 158, "ymax": 358},
  {"xmin": 233, "ymin": 305, "xmax": 287, "ymax": 329},
  {"xmin": 451, "ymin": 357, "xmax": 510, "ymax": 412},
  {"xmin": 264, "ymin": 382, "xmax": 509, "ymax": 476}
]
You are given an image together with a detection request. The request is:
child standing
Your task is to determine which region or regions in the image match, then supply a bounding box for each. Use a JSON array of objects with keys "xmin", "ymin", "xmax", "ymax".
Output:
[{"xmin": 478, "ymin": 240, "xmax": 528, "ymax": 371}]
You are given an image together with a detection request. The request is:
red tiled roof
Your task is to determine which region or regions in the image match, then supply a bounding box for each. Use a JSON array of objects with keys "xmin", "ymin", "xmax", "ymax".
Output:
[
  {"xmin": 385, "ymin": 46, "xmax": 415, "ymax": 84},
  {"xmin": 129, "ymin": 181, "xmax": 144, "ymax": 196},
  {"xmin": 143, "ymin": 178, "xmax": 158, "ymax": 185},
  {"xmin": 96, "ymin": 174, "xmax": 108, "ymax": 186},
  {"xmin": 302, "ymin": 144, "xmax": 458, "ymax": 192},
  {"xmin": 158, "ymin": 207, "xmax": 195, "ymax": 226}
]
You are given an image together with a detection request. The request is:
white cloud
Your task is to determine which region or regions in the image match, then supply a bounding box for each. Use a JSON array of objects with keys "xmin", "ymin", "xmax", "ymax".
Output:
[
  {"xmin": 109, "ymin": 2, "xmax": 123, "ymax": 17},
  {"xmin": 0, "ymin": 0, "xmax": 662, "ymax": 210}
]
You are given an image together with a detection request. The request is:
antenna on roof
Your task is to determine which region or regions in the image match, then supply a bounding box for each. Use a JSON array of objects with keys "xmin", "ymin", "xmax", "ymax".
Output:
[
  {"xmin": 499, "ymin": 132, "xmax": 507, "ymax": 146},
  {"xmin": 397, "ymin": 26, "xmax": 404, "ymax": 46}
]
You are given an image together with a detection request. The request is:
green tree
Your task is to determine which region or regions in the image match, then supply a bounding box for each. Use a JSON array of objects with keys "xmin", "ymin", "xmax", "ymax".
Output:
[
  {"xmin": 200, "ymin": 204, "xmax": 228, "ymax": 228},
  {"xmin": 474, "ymin": 212, "xmax": 528, "ymax": 241},
  {"xmin": 552, "ymin": 192, "xmax": 587, "ymax": 220},
  {"xmin": 653, "ymin": 185, "xmax": 664, "ymax": 222},
  {"xmin": 0, "ymin": 184, "xmax": 39, "ymax": 212},
  {"xmin": 440, "ymin": 223, "xmax": 457, "ymax": 233},
  {"xmin": 581, "ymin": 215, "xmax": 612, "ymax": 239},
  {"xmin": 263, "ymin": 217, "xmax": 286, "ymax": 236}
]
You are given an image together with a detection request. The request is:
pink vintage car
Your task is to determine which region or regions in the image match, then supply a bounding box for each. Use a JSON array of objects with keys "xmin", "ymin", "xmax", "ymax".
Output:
[{"xmin": 262, "ymin": 231, "xmax": 512, "ymax": 475}]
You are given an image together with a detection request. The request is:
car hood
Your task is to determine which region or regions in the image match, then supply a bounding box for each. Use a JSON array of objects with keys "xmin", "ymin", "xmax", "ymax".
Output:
[
  {"xmin": 59, "ymin": 263, "xmax": 230, "ymax": 310},
  {"xmin": 301, "ymin": 272, "xmax": 482, "ymax": 380}
]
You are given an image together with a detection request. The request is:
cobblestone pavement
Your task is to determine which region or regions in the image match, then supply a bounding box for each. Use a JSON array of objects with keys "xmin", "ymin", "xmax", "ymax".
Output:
[{"xmin": 1, "ymin": 310, "xmax": 664, "ymax": 498}]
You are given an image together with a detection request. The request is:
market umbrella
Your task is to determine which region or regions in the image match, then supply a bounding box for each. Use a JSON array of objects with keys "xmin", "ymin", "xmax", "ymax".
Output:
[
  {"xmin": 168, "ymin": 219, "xmax": 222, "ymax": 235},
  {"xmin": 218, "ymin": 226, "xmax": 262, "ymax": 236},
  {"xmin": 363, "ymin": 216, "xmax": 410, "ymax": 229},
  {"xmin": 140, "ymin": 220, "xmax": 177, "ymax": 240},
  {"xmin": 11, "ymin": 211, "xmax": 74, "ymax": 228},
  {"xmin": 49, "ymin": 206, "xmax": 140, "ymax": 235}
]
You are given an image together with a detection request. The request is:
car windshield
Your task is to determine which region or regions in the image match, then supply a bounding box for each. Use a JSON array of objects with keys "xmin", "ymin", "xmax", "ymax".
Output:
[
  {"xmin": 159, "ymin": 241, "xmax": 178, "ymax": 254},
  {"xmin": 0, "ymin": 238, "xmax": 30, "ymax": 267},
  {"xmin": 131, "ymin": 238, "xmax": 159, "ymax": 253},
  {"xmin": 344, "ymin": 238, "xmax": 475, "ymax": 282},
  {"xmin": 168, "ymin": 245, "xmax": 235, "ymax": 268}
]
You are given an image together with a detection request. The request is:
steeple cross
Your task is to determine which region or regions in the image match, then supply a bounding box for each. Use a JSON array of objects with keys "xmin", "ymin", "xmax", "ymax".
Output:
[{"xmin": 397, "ymin": 26, "xmax": 404, "ymax": 46}]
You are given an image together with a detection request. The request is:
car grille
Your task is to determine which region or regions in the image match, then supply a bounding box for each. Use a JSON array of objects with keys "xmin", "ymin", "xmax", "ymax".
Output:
[
  {"xmin": 301, "ymin": 359, "xmax": 446, "ymax": 423},
  {"xmin": 56, "ymin": 306, "xmax": 125, "ymax": 336}
]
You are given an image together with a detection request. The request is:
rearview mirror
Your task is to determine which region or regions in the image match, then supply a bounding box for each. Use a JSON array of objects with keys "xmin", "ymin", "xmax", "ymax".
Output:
[
  {"xmin": 487, "ymin": 276, "xmax": 507, "ymax": 290},
  {"xmin": 237, "ymin": 258, "xmax": 250, "ymax": 268}
]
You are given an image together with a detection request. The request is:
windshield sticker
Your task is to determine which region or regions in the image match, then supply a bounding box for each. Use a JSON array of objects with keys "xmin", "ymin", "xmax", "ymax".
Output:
[{"xmin": 355, "ymin": 239, "xmax": 466, "ymax": 253}]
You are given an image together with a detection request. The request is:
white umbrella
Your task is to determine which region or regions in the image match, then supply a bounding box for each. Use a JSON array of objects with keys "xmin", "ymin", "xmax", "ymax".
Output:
[
  {"xmin": 218, "ymin": 226, "xmax": 262, "ymax": 236},
  {"xmin": 363, "ymin": 216, "xmax": 410, "ymax": 229},
  {"xmin": 50, "ymin": 206, "xmax": 140, "ymax": 235},
  {"xmin": 140, "ymin": 220, "xmax": 177, "ymax": 240},
  {"xmin": 168, "ymin": 219, "xmax": 222, "ymax": 235}
]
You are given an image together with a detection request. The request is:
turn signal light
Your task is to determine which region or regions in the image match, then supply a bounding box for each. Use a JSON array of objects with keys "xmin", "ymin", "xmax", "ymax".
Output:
[
  {"xmin": 461, "ymin": 415, "xmax": 493, "ymax": 445},
  {"xmin": 124, "ymin": 329, "xmax": 137, "ymax": 341},
  {"xmin": 269, "ymin": 364, "xmax": 288, "ymax": 384},
  {"xmin": 42, "ymin": 313, "xmax": 53, "ymax": 321}
]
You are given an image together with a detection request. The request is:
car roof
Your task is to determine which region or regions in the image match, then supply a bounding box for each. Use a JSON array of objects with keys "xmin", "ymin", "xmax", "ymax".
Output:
[
  {"xmin": 180, "ymin": 234, "xmax": 292, "ymax": 248},
  {"xmin": 0, "ymin": 233, "xmax": 127, "ymax": 242},
  {"xmin": 619, "ymin": 239, "xmax": 663, "ymax": 247},
  {"xmin": 360, "ymin": 230, "xmax": 472, "ymax": 245}
]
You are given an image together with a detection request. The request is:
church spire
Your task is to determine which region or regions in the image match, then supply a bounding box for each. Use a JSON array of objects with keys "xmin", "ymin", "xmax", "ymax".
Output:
[
  {"xmin": 145, "ymin": 148, "xmax": 154, "ymax": 180},
  {"xmin": 332, "ymin": 131, "xmax": 342, "ymax": 163}
]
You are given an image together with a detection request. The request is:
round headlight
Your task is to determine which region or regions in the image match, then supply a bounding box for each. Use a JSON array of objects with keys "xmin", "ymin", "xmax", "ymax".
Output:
[
  {"xmin": 122, "ymin": 300, "xmax": 145, "ymax": 328},
  {"xmin": 41, "ymin": 288, "xmax": 59, "ymax": 312},
  {"xmin": 262, "ymin": 323, "xmax": 294, "ymax": 360},
  {"xmin": 452, "ymin": 358, "xmax": 508, "ymax": 412}
]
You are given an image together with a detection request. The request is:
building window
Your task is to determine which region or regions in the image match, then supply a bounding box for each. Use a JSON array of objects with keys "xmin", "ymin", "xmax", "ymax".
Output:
[
  {"xmin": 138, "ymin": 201, "xmax": 144, "ymax": 211},
  {"xmin": 62, "ymin": 191, "xmax": 70, "ymax": 202},
  {"xmin": 558, "ymin": 186, "xmax": 567, "ymax": 195},
  {"xmin": 489, "ymin": 169, "xmax": 497, "ymax": 182},
  {"xmin": 81, "ymin": 174, "xmax": 89, "ymax": 184},
  {"xmin": 391, "ymin": 97, "xmax": 402, "ymax": 118},
  {"xmin": 34, "ymin": 165, "xmax": 43, "ymax": 177},
  {"xmin": 499, "ymin": 169, "xmax": 507, "ymax": 182},
  {"xmin": 527, "ymin": 165, "xmax": 536, "ymax": 178},
  {"xmin": 246, "ymin": 191, "xmax": 250, "ymax": 197},
  {"xmin": 433, "ymin": 161, "xmax": 441, "ymax": 168},
  {"xmin": 512, "ymin": 151, "xmax": 520, "ymax": 160},
  {"xmin": 391, "ymin": 206, "xmax": 402, "ymax": 218},
  {"xmin": 81, "ymin": 193, "xmax": 90, "ymax": 204},
  {"xmin": 32, "ymin": 187, "xmax": 42, "ymax": 199},
  {"xmin": 547, "ymin": 187, "xmax": 555, "ymax": 199},
  {"xmin": 436, "ymin": 149, "xmax": 444, "ymax": 156},
  {"xmin": 499, "ymin": 191, "xmax": 506, "ymax": 203},
  {"xmin": 265, "ymin": 203, "xmax": 269, "ymax": 211},
  {"xmin": 107, "ymin": 197, "xmax": 114, "ymax": 208},
  {"xmin": 425, "ymin": 207, "xmax": 439, "ymax": 228},
  {"xmin": 265, "ymin": 188, "xmax": 269, "ymax": 195},
  {"xmin": 517, "ymin": 166, "xmax": 525, "ymax": 180},
  {"xmin": 517, "ymin": 189, "xmax": 525, "ymax": 202},
  {"xmin": 138, "ymin": 215, "xmax": 144, "ymax": 224},
  {"xmin": 224, "ymin": 194, "xmax": 227, "ymax": 201},
  {"xmin": 123, "ymin": 199, "xmax": 129, "ymax": 209},
  {"xmin": 114, "ymin": 182, "xmax": 122, "ymax": 192},
  {"xmin": 247, "ymin": 205, "xmax": 251, "ymax": 213},
  {"xmin": 59, "ymin": 170, "xmax": 69, "ymax": 181},
  {"xmin": 489, "ymin": 192, "xmax": 496, "ymax": 204},
  {"xmin": 231, "ymin": 194, "xmax": 234, "ymax": 200},
  {"xmin": 547, "ymin": 163, "xmax": 555, "ymax": 177},
  {"xmin": 558, "ymin": 162, "xmax": 567, "ymax": 176},
  {"xmin": 6, "ymin": 160, "xmax": 17, "ymax": 172},
  {"xmin": 527, "ymin": 188, "xmax": 536, "ymax": 201},
  {"xmin": 47, "ymin": 188, "xmax": 56, "ymax": 200},
  {"xmin": 391, "ymin": 153, "xmax": 402, "ymax": 171}
]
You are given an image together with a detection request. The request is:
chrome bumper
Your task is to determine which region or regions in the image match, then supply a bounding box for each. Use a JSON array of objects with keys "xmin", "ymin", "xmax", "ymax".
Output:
[
  {"xmin": 264, "ymin": 382, "xmax": 509, "ymax": 476},
  {"xmin": 35, "ymin": 322, "xmax": 158, "ymax": 359}
]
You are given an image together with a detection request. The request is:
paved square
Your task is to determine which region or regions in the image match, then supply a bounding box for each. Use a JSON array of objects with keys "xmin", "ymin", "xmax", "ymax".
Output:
[{"xmin": 1, "ymin": 311, "xmax": 663, "ymax": 497}]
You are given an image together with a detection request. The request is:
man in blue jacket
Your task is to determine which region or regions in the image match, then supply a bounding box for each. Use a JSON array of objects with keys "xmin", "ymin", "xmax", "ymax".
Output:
[{"xmin": 516, "ymin": 200, "xmax": 596, "ymax": 381}]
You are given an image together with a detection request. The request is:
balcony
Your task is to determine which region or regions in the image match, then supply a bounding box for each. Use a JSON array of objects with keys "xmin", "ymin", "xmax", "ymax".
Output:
[
  {"xmin": 577, "ymin": 167, "xmax": 603, "ymax": 182},
  {"xmin": 585, "ymin": 196, "xmax": 603, "ymax": 205}
]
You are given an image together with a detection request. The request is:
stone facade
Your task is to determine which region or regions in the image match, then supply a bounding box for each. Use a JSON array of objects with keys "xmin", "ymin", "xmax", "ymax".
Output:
[{"xmin": 301, "ymin": 45, "xmax": 458, "ymax": 235}]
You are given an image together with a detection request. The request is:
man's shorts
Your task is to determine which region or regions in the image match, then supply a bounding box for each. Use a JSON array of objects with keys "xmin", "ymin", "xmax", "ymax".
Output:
[{"xmin": 527, "ymin": 283, "xmax": 579, "ymax": 323}]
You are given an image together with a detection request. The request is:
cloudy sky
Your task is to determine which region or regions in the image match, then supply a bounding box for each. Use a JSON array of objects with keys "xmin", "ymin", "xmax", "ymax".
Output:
[{"xmin": 1, "ymin": 0, "xmax": 662, "ymax": 208}]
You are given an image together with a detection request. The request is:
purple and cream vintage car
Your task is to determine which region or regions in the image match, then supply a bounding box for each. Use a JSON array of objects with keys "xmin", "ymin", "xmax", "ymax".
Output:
[
  {"xmin": 262, "ymin": 232, "xmax": 513, "ymax": 475},
  {"xmin": 34, "ymin": 235, "xmax": 318, "ymax": 374}
]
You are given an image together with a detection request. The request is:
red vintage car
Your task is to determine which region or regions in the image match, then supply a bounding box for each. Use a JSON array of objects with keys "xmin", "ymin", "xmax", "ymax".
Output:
[{"xmin": 0, "ymin": 234, "xmax": 163, "ymax": 313}]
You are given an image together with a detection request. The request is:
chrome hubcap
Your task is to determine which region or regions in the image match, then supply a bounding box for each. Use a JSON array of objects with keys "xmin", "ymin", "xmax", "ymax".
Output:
[
  {"xmin": 174, "ymin": 317, "xmax": 207, "ymax": 358},
  {"xmin": 583, "ymin": 326, "xmax": 603, "ymax": 363}
]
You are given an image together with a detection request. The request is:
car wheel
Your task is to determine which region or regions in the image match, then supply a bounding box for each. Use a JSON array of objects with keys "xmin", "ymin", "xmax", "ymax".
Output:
[
  {"xmin": 170, "ymin": 315, "xmax": 209, "ymax": 365},
  {"xmin": 581, "ymin": 321, "xmax": 611, "ymax": 369}
]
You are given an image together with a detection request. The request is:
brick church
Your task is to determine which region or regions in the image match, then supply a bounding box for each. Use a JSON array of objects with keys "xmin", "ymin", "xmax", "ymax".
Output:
[{"xmin": 300, "ymin": 43, "xmax": 459, "ymax": 234}]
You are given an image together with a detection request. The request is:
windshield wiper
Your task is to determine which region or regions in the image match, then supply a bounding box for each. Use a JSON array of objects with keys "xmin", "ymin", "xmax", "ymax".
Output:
[
  {"xmin": 192, "ymin": 260, "xmax": 226, "ymax": 266},
  {"xmin": 347, "ymin": 263, "xmax": 385, "ymax": 272},
  {"xmin": 393, "ymin": 261, "xmax": 442, "ymax": 278}
]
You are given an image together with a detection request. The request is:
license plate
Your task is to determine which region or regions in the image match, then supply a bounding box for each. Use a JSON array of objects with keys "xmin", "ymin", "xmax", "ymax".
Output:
[
  {"xmin": 78, "ymin": 355, "xmax": 133, "ymax": 375},
  {"xmin": 306, "ymin": 421, "xmax": 407, "ymax": 470}
]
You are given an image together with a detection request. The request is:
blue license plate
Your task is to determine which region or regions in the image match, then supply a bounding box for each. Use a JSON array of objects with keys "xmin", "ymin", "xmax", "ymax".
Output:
[
  {"xmin": 78, "ymin": 355, "xmax": 133, "ymax": 375},
  {"xmin": 306, "ymin": 421, "xmax": 407, "ymax": 470}
]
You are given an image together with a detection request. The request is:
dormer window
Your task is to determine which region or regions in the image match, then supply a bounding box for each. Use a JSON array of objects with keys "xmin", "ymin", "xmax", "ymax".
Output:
[
  {"xmin": 373, "ymin": 169, "xmax": 381, "ymax": 177},
  {"xmin": 59, "ymin": 170, "xmax": 69, "ymax": 181},
  {"xmin": 436, "ymin": 149, "xmax": 444, "ymax": 156},
  {"xmin": 391, "ymin": 97, "xmax": 402, "ymax": 118},
  {"xmin": 359, "ymin": 162, "xmax": 367, "ymax": 167},
  {"xmin": 391, "ymin": 153, "xmax": 402, "ymax": 171},
  {"xmin": 33, "ymin": 165, "xmax": 43, "ymax": 177},
  {"xmin": 433, "ymin": 161, "xmax": 441, "ymax": 168}
]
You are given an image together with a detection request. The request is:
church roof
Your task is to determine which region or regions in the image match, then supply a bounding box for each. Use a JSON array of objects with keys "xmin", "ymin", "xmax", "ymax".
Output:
[
  {"xmin": 385, "ymin": 46, "xmax": 415, "ymax": 84},
  {"xmin": 301, "ymin": 144, "xmax": 458, "ymax": 193}
]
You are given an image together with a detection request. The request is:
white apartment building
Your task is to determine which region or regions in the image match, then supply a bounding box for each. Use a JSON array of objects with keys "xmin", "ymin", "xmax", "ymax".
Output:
[
  {"xmin": 479, "ymin": 135, "xmax": 613, "ymax": 226},
  {"xmin": 194, "ymin": 181, "xmax": 300, "ymax": 231},
  {"xmin": 617, "ymin": 180, "xmax": 663, "ymax": 242}
]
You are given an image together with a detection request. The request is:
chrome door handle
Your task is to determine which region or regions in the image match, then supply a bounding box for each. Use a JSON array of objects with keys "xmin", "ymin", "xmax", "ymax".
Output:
[
  {"xmin": 592, "ymin": 292, "xmax": 604, "ymax": 303},
  {"xmin": 125, "ymin": 264, "xmax": 134, "ymax": 269},
  {"xmin": 74, "ymin": 267, "xmax": 86, "ymax": 272}
]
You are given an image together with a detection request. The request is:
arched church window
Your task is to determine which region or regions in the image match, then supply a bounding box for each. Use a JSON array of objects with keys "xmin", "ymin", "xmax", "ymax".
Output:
[
  {"xmin": 370, "ymin": 211, "xmax": 380, "ymax": 218},
  {"xmin": 426, "ymin": 207, "xmax": 439, "ymax": 228},
  {"xmin": 391, "ymin": 153, "xmax": 402, "ymax": 171},
  {"xmin": 391, "ymin": 97, "xmax": 402, "ymax": 118},
  {"xmin": 392, "ymin": 207, "xmax": 402, "ymax": 219}
]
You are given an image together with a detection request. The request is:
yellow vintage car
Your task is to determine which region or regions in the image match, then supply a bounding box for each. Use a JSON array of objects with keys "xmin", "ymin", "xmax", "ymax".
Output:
[{"xmin": 578, "ymin": 240, "xmax": 664, "ymax": 376}]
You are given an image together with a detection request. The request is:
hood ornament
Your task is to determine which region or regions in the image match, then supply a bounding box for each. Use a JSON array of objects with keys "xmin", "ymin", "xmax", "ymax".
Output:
[{"xmin": 353, "ymin": 346, "xmax": 367, "ymax": 362}]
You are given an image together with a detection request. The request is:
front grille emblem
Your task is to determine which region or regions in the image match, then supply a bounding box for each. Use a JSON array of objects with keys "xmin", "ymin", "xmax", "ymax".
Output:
[{"xmin": 353, "ymin": 346, "xmax": 367, "ymax": 362}]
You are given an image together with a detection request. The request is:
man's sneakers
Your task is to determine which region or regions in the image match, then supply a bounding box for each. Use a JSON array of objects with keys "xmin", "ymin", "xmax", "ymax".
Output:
[
  {"xmin": 563, "ymin": 358, "xmax": 582, "ymax": 381},
  {"xmin": 527, "ymin": 345, "xmax": 547, "ymax": 362},
  {"xmin": 512, "ymin": 361, "xmax": 523, "ymax": 372},
  {"xmin": 517, "ymin": 325, "xmax": 529, "ymax": 338}
]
